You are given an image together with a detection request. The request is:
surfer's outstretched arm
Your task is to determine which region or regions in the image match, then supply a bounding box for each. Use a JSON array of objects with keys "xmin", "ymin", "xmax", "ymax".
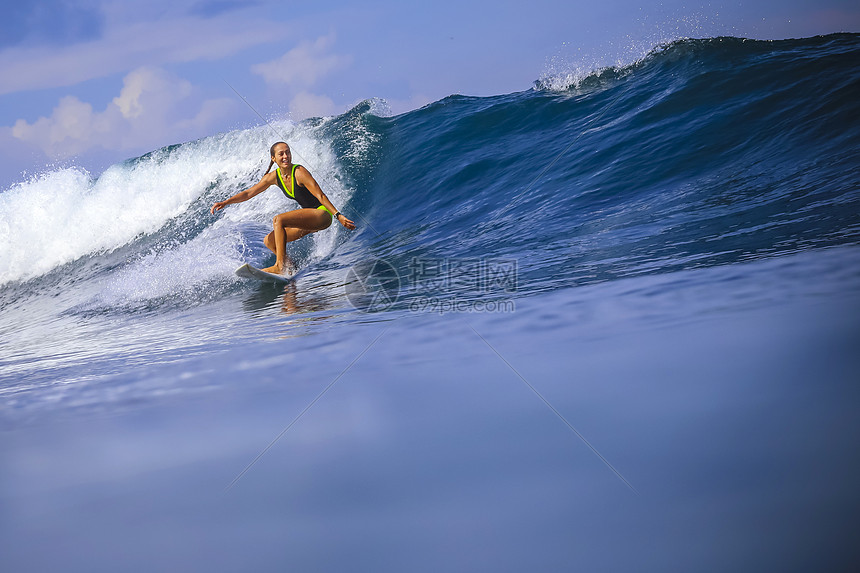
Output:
[{"xmin": 210, "ymin": 172, "xmax": 276, "ymax": 214}]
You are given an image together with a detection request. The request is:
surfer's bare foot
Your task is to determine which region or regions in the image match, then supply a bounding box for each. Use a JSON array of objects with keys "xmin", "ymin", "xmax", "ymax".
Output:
[{"xmin": 262, "ymin": 259, "xmax": 296, "ymax": 276}]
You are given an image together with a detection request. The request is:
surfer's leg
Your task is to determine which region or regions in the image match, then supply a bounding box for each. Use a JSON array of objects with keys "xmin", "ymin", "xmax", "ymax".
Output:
[
  {"xmin": 263, "ymin": 228, "xmax": 313, "ymax": 273},
  {"xmin": 262, "ymin": 219, "xmax": 324, "ymax": 255},
  {"xmin": 263, "ymin": 228, "xmax": 315, "ymax": 252},
  {"xmin": 262, "ymin": 209, "xmax": 332, "ymax": 274},
  {"xmin": 273, "ymin": 208, "xmax": 333, "ymax": 233}
]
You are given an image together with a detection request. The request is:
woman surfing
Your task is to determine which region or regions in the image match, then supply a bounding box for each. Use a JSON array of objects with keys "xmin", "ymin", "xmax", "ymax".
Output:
[{"xmin": 211, "ymin": 141, "xmax": 356, "ymax": 275}]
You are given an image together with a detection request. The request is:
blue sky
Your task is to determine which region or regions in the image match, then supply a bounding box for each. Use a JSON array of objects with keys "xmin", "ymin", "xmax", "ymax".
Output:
[{"xmin": 1, "ymin": 0, "xmax": 857, "ymax": 188}]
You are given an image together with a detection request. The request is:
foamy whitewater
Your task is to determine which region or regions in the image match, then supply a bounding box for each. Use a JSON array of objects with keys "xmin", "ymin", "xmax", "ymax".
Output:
[{"xmin": 2, "ymin": 35, "xmax": 859, "ymax": 572}]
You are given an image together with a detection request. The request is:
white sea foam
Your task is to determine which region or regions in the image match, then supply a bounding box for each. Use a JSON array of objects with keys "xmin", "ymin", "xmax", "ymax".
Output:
[
  {"xmin": 537, "ymin": 26, "xmax": 702, "ymax": 93},
  {"xmin": 0, "ymin": 118, "xmax": 356, "ymax": 294}
]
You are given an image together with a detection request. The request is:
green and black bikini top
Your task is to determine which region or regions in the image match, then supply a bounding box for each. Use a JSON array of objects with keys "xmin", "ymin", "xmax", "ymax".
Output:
[{"xmin": 274, "ymin": 164, "xmax": 327, "ymax": 211}]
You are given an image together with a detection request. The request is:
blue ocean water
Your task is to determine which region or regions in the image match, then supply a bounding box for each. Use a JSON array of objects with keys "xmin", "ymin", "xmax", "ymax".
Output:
[{"xmin": 2, "ymin": 34, "xmax": 860, "ymax": 571}]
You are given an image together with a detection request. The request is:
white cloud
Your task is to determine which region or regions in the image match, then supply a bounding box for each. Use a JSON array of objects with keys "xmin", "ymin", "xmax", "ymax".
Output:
[
  {"xmin": 11, "ymin": 67, "xmax": 233, "ymax": 158},
  {"xmin": 0, "ymin": 8, "xmax": 281, "ymax": 95},
  {"xmin": 288, "ymin": 91, "xmax": 338, "ymax": 120},
  {"xmin": 177, "ymin": 98, "xmax": 235, "ymax": 131},
  {"xmin": 251, "ymin": 33, "xmax": 351, "ymax": 88}
]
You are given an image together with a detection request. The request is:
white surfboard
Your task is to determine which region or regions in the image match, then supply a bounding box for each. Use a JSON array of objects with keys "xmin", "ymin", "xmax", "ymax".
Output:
[{"xmin": 235, "ymin": 263, "xmax": 304, "ymax": 284}]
